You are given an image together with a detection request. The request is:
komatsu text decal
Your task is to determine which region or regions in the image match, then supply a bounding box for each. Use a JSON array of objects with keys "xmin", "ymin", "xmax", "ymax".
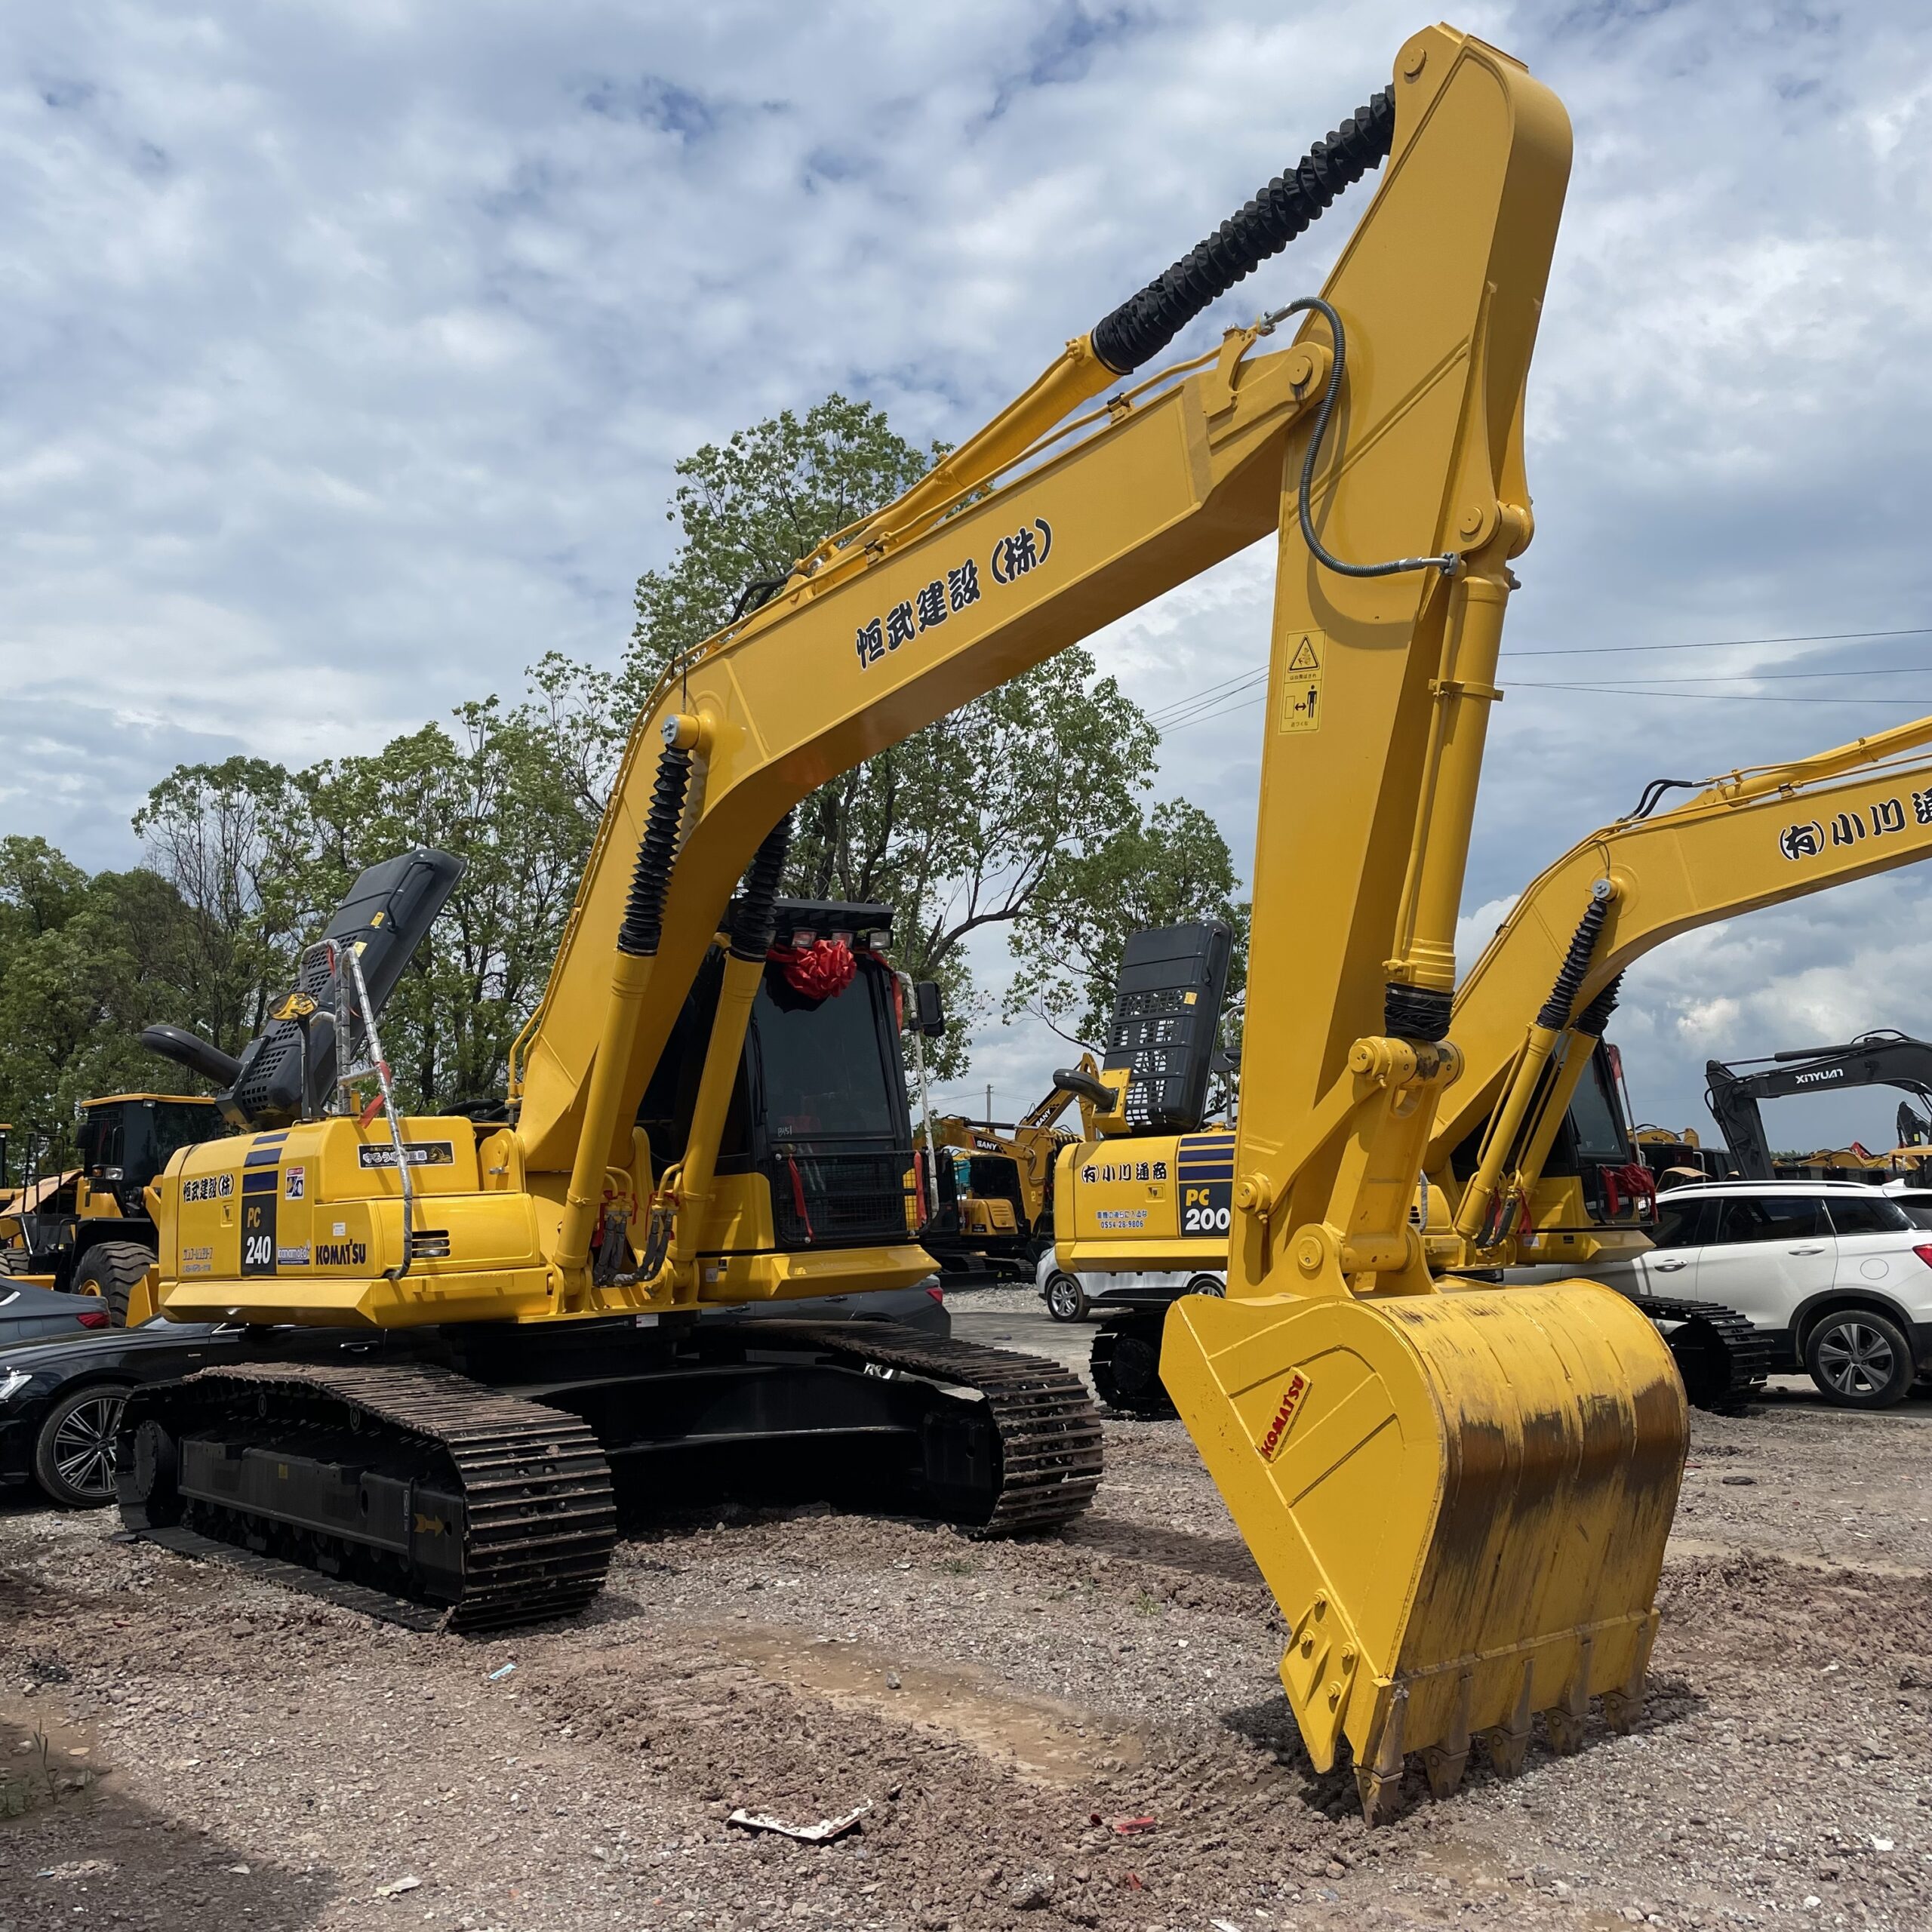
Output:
[{"xmin": 1255, "ymin": 1371, "xmax": 1311, "ymax": 1461}]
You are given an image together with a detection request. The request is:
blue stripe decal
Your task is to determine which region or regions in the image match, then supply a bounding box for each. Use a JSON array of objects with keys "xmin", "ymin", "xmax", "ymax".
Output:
[
  {"xmin": 244, "ymin": 1147, "xmax": 281, "ymax": 1168},
  {"xmin": 242, "ymin": 1170, "xmax": 278, "ymax": 1195}
]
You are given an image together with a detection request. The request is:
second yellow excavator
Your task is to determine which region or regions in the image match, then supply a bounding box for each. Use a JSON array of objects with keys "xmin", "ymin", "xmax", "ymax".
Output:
[{"xmin": 121, "ymin": 23, "xmax": 1687, "ymax": 1819}]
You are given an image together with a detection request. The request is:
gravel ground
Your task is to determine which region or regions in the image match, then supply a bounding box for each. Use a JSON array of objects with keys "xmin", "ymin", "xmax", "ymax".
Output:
[{"xmin": 3, "ymin": 1302, "xmax": 1929, "ymax": 1932}]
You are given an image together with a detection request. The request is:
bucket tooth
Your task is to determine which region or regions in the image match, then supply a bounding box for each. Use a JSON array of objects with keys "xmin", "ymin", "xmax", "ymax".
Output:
[
  {"xmin": 1483, "ymin": 1663, "xmax": 1535, "ymax": 1777},
  {"xmin": 1355, "ymin": 1682, "xmax": 1409, "ymax": 1826},
  {"xmin": 1601, "ymin": 1613, "xmax": 1657, "ymax": 1735},
  {"xmin": 1355, "ymin": 1761, "xmax": 1407, "ymax": 1826},
  {"xmin": 1546, "ymin": 1634, "xmax": 1593, "ymax": 1754},
  {"xmin": 1544, "ymin": 1706, "xmax": 1585, "ymax": 1755},
  {"xmin": 1422, "ymin": 1670, "xmax": 1472, "ymax": 1800}
]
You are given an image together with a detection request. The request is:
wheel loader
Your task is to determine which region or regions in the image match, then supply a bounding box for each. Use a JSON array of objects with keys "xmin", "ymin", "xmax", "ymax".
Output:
[
  {"xmin": 0, "ymin": 1094, "xmax": 226, "ymax": 1319},
  {"xmin": 119, "ymin": 24, "xmax": 1697, "ymax": 1818}
]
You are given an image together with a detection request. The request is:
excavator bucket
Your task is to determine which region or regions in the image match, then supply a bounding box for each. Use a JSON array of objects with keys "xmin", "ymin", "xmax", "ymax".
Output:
[{"xmin": 1163, "ymin": 1278, "xmax": 1685, "ymax": 1818}]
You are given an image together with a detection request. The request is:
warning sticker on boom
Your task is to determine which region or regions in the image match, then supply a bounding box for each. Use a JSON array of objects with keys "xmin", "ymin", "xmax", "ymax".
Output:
[{"xmin": 1280, "ymin": 632, "xmax": 1324, "ymax": 734}]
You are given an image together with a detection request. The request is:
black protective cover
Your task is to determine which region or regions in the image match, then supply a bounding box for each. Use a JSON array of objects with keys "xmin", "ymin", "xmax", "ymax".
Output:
[
  {"xmin": 208, "ymin": 850, "xmax": 463, "ymax": 1129},
  {"xmin": 1100, "ymin": 921, "xmax": 1232, "ymax": 1134}
]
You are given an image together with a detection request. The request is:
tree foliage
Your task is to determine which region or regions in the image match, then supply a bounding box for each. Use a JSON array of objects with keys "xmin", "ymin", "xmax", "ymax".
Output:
[
  {"xmin": 1006, "ymin": 798, "xmax": 1251, "ymax": 1057},
  {"xmin": 1, "ymin": 391, "xmax": 1237, "ymax": 1155},
  {"xmin": 0, "ymin": 838, "xmax": 205, "ymax": 1168},
  {"xmin": 626, "ymin": 393, "xmax": 1170, "ymax": 1078}
]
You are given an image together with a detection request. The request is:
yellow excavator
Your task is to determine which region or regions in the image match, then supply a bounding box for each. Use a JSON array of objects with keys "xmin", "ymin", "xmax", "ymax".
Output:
[
  {"xmin": 122, "ymin": 24, "xmax": 1681, "ymax": 1817},
  {"xmin": 1066, "ymin": 707, "xmax": 1932, "ymax": 1411},
  {"xmin": 920, "ymin": 1075, "xmax": 1091, "ymax": 1277}
]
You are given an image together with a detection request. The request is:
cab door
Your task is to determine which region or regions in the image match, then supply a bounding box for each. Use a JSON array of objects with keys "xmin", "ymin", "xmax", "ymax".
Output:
[
  {"xmin": 1627, "ymin": 1194, "xmax": 1715, "ymax": 1299},
  {"xmin": 1694, "ymin": 1194, "xmax": 1837, "ymax": 1329}
]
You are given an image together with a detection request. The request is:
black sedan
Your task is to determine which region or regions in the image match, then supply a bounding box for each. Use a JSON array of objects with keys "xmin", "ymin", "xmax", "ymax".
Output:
[
  {"xmin": 1, "ymin": 1281, "xmax": 114, "ymax": 1346},
  {"xmin": 1, "ymin": 1282, "xmax": 952, "ymax": 1510}
]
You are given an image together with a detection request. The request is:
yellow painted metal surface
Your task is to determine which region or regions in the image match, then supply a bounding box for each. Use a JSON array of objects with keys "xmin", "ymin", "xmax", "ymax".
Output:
[
  {"xmin": 1432, "ymin": 729, "xmax": 1932, "ymax": 1169},
  {"xmin": 1164, "ymin": 1280, "xmax": 1684, "ymax": 1810}
]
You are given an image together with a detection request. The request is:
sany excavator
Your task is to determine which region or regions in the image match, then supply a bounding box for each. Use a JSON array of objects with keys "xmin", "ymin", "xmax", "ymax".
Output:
[
  {"xmin": 123, "ymin": 25, "xmax": 1677, "ymax": 1818},
  {"xmin": 1704, "ymin": 1032, "xmax": 1932, "ymax": 1182},
  {"xmin": 919, "ymin": 1066, "xmax": 1103, "ymax": 1278},
  {"xmin": 1065, "ymin": 706, "xmax": 1932, "ymax": 1411}
]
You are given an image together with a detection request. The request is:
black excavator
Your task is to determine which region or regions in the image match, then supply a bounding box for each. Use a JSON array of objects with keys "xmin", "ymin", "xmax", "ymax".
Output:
[{"xmin": 1706, "ymin": 1032, "xmax": 1932, "ymax": 1181}]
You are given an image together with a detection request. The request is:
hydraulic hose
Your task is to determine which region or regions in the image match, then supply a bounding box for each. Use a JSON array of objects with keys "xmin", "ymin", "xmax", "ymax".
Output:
[
  {"xmin": 1574, "ymin": 972, "xmax": 1624, "ymax": 1039},
  {"xmin": 1537, "ymin": 884, "xmax": 1615, "ymax": 1031},
  {"xmin": 1269, "ymin": 294, "xmax": 1459, "ymax": 581},
  {"xmin": 1091, "ymin": 92, "xmax": 1395, "ymax": 375},
  {"xmin": 556, "ymin": 739, "xmax": 696, "ymax": 1278},
  {"xmin": 619, "ymin": 745, "xmax": 695, "ymax": 958}
]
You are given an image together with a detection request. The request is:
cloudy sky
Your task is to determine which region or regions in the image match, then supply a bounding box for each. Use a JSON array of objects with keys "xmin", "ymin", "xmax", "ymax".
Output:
[{"xmin": 7, "ymin": 1, "xmax": 1932, "ymax": 1152}]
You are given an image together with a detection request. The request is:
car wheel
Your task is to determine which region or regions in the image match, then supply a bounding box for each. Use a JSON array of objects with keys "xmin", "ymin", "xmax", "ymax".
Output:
[
  {"xmin": 1184, "ymin": 1274, "xmax": 1225, "ymax": 1298},
  {"xmin": 32, "ymin": 1383, "xmax": 133, "ymax": 1509},
  {"xmin": 1804, "ymin": 1309, "xmax": 1915, "ymax": 1409},
  {"xmin": 1044, "ymin": 1272, "xmax": 1089, "ymax": 1322}
]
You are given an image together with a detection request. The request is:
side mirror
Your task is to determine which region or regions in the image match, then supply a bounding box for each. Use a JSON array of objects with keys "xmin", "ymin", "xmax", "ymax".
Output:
[{"xmin": 912, "ymin": 981, "xmax": 947, "ymax": 1038}]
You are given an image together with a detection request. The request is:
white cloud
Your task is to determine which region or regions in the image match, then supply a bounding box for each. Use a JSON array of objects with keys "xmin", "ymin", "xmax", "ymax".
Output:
[{"xmin": 5, "ymin": 1, "xmax": 1932, "ymax": 1134}]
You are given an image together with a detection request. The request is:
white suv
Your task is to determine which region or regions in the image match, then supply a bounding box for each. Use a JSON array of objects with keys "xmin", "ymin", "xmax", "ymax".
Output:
[{"xmin": 1598, "ymin": 1181, "xmax": 1932, "ymax": 1409}]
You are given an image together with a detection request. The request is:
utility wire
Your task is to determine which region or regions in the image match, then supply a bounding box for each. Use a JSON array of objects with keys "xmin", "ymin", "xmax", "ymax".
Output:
[
  {"xmin": 1158, "ymin": 681, "xmax": 1932, "ymax": 735},
  {"xmin": 1146, "ymin": 624, "xmax": 1932, "ymax": 734},
  {"xmin": 1501, "ymin": 625, "xmax": 1932, "ymax": 660}
]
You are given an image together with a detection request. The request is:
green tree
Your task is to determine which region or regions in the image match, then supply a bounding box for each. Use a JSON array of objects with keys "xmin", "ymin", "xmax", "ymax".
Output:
[
  {"xmin": 628, "ymin": 394, "xmax": 946, "ymax": 678},
  {"xmin": 0, "ymin": 844, "xmax": 204, "ymax": 1168},
  {"xmin": 625, "ymin": 394, "xmax": 1165, "ymax": 1079},
  {"xmin": 292, "ymin": 684, "xmax": 606, "ymax": 1109},
  {"xmin": 1004, "ymin": 798, "xmax": 1251, "ymax": 1055},
  {"xmin": 131, "ymin": 756, "xmax": 309, "ymax": 1054}
]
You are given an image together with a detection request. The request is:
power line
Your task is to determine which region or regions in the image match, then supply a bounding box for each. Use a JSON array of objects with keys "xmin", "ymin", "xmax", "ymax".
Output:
[
  {"xmin": 1146, "ymin": 624, "xmax": 1932, "ymax": 735},
  {"xmin": 1158, "ymin": 680, "xmax": 1932, "ymax": 737},
  {"xmin": 1511, "ymin": 684, "xmax": 1932, "ymax": 704},
  {"xmin": 1501, "ymin": 625, "xmax": 1932, "ymax": 660},
  {"xmin": 1515, "ymin": 668, "xmax": 1932, "ymax": 691}
]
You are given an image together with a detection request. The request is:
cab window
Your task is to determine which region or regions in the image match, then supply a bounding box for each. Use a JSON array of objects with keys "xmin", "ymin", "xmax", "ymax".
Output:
[
  {"xmin": 1713, "ymin": 1196, "xmax": 1827, "ymax": 1245},
  {"xmin": 1651, "ymin": 1198, "xmax": 1716, "ymax": 1250}
]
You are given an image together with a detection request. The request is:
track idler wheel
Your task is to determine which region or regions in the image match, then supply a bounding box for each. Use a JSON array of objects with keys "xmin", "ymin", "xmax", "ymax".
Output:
[
  {"xmin": 118, "ymin": 1416, "xmax": 183, "ymax": 1531},
  {"xmin": 1091, "ymin": 1313, "xmax": 1177, "ymax": 1418}
]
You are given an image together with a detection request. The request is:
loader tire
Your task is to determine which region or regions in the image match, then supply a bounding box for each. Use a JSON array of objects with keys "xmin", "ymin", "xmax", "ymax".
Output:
[{"xmin": 72, "ymin": 1241, "xmax": 157, "ymax": 1327}]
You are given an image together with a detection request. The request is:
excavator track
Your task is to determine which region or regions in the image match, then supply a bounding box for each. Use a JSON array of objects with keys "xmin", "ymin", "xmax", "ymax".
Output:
[
  {"xmin": 755, "ymin": 1320, "xmax": 1103, "ymax": 1533},
  {"xmin": 118, "ymin": 1363, "xmax": 617, "ymax": 1632},
  {"xmin": 1634, "ymin": 1295, "xmax": 1771, "ymax": 1411}
]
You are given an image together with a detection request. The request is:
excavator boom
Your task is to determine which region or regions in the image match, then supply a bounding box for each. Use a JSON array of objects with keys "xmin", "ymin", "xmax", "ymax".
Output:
[
  {"xmin": 1433, "ymin": 720, "xmax": 1932, "ymax": 1168},
  {"xmin": 1706, "ymin": 1032, "xmax": 1932, "ymax": 1180}
]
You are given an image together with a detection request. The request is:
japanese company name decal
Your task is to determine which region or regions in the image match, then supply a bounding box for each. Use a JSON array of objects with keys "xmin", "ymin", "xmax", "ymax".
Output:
[
  {"xmin": 854, "ymin": 521, "xmax": 1054, "ymax": 672},
  {"xmin": 1780, "ymin": 790, "xmax": 1927, "ymax": 862},
  {"xmin": 358, "ymin": 1141, "xmax": 455, "ymax": 1169},
  {"xmin": 182, "ymin": 1173, "xmax": 234, "ymax": 1204}
]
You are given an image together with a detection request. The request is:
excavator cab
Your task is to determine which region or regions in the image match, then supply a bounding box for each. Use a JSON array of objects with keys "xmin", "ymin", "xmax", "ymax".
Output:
[{"xmin": 635, "ymin": 900, "xmax": 923, "ymax": 1266}]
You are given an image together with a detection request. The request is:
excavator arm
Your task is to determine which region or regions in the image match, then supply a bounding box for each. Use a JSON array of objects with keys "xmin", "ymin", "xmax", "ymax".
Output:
[
  {"xmin": 1706, "ymin": 1032, "xmax": 1932, "ymax": 1180},
  {"xmin": 1430, "ymin": 714, "xmax": 1932, "ymax": 1187},
  {"xmin": 512, "ymin": 26, "xmax": 1565, "ymax": 1275}
]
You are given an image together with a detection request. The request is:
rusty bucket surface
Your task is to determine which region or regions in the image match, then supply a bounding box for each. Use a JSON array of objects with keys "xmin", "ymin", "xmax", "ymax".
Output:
[{"xmin": 1162, "ymin": 1278, "xmax": 1686, "ymax": 1818}]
